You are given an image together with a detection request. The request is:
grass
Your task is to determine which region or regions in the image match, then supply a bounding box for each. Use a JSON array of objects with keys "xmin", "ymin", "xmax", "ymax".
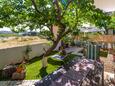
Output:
[
  {"xmin": 25, "ymin": 53, "xmax": 77, "ymax": 80},
  {"xmin": 0, "ymin": 33, "xmax": 18, "ymax": 37},
  {"xmin": 25, "ymin": 56, "xmax": 63, "ymax": 80},
  {"xmin": 63, "ymin": 54, "xmax": 78, "ymax": 63}
]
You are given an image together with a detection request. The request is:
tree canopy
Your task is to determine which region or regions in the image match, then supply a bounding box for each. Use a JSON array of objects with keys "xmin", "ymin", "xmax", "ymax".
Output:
[
  {"xmin": 0, "ymin": 0, "xmax": 110, "ymax": 31},
  {"xmin": 0, "ymin": 0, "xmax": 111, "ymax": 67},
  {"xmin": 0, "ymin": 0, "xmax": 110, "ymax": 47},
  {"xmin": 108, "ymin": 12, "xmax": 115, "ymax": 29}
]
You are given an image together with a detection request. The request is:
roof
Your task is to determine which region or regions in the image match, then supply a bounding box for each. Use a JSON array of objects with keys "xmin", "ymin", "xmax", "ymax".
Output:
[{"xmin": 80, "ymin": 27, "xmax": 105, "ymax": 33}]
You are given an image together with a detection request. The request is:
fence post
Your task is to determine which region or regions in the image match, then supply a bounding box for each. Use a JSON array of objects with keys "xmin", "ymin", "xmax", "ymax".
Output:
[{"xmin": 86, "ymin": 42, "xmax": 100, "ymax": 60}]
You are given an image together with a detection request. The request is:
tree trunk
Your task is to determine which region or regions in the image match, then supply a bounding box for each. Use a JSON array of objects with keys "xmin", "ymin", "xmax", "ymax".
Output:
[
  {"xmin": 42, "ymin": 21, "xmax": 67, "ymax": 67},
  {"xmin": 42, "ymin": 37, "xmax": 61, "ymax": 68}
]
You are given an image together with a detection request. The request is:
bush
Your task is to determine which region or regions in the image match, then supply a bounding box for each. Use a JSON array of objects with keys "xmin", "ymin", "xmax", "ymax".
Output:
[{"xmin": 100, "ymin": 51, "xmax": 108, "ymax": 57}]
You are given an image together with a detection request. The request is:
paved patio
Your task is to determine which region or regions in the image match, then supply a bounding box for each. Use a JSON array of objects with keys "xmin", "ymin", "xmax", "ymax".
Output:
[
  {"xmin": 0, "ymin": 80, "xmax": 39, "ymax": 86},
  {"xmin": 100, "ymin": 54, "xmax": 115, "ymax": 73},
  {"xmin": 101, "ymin": 54, "xmax": 115, "ymax": 85},
  {"xmin": 65, "ymin": 46, "xmax": 83, "ymax": 56}
]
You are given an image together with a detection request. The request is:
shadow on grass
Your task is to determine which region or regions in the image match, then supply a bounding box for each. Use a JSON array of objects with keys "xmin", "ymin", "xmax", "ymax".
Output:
[
  {"xmin": 49, "ymin": 51, "xmax": 58, "ymax": 55},
  {"xmin": 39, "ymin": 67, "xmax": 48, "ymax": 78},
  {"xmin": 27, "ymin": 56, "xmax": 42, "ymax": 64},
  {"xmin": 63, "ymin": 54, "xmax": 77, "ymax": 63},
  {"xmin": 27, "ymin": 51, "xmax": 58, "ymax": 65},
  {"xmin": 48, "ymin": 58, "xmax": 63, "ymax": 66}
]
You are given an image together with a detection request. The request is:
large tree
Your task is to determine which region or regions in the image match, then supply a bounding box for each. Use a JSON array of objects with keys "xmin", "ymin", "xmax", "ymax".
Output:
[{"xmin": 0, "ymin": 0, "xmax": 110, "ymax": 67}]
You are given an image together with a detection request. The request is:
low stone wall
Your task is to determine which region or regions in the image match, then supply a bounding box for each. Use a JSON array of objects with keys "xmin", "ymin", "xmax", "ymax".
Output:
[{"xmin": 0, "ymin": 43, "xmax": 49, "ymax": 70}]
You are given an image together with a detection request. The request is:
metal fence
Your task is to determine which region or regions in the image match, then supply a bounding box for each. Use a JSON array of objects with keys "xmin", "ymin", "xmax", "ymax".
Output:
[{"xmin": 86, "ymin": 42, "xmax": 100, "ymax": 60}]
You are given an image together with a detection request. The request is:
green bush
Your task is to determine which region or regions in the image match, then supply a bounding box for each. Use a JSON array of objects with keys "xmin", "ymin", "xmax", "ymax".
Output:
[{"xmin": 100, "ymin": 51, "xmax": 108, "ymax": 57}]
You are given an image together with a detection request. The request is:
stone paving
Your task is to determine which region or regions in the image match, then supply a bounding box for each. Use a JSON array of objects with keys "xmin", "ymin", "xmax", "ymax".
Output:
[
  {"xmin": 0, "ymin": 80, "xmax": 39, "ymax": 86},
  {"xmin": 100, "ymin": 54, "xmax": 115, "ymax": 85},
  {"xmin": 100, "ymin": 54, "xmax": 115, "ymax": 73},
  {"xmin": 65, "ymin": 46, "xmax": 83, "ymax": 54}
]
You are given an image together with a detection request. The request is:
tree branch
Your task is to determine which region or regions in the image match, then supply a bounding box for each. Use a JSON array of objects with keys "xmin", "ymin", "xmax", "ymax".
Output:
[
  {"xmin": 49, "ymin": 25, "xmax": 55, "ymax": 41},
  {"xmin": 61, "ymin": 0, "xmax": 72, "ymax": 18},
  {"xmin": 62, "ymin": 29, "xmax": 71, "ymax": 37},
  {"xmin": 53, "ymin": 0, "xmax": 72, "ymax": 39},
  {"xmin": 44, "ymin": 24, "xmax": 55, "ymax": 42},
  {"xmin": 56, "ymin": 23, "xmax": 66, "ymax": 38},
  {"xmin": 53, "ymin": 0, "xmax": 72, "ymax": 20},
  {"xmin": 31, "ymin": 0, "xmax": 41, "ymax": 14},
  {"xmin": 44, "ymin": 24, "xmax": 55, "ymax": 38},
  {"xmin": 53, "ymin": 0, "xmax": 62, "ymax": 20},
  {"xmin": 50, "ymin": 25, "xmax": 54, "ymax": 37}
]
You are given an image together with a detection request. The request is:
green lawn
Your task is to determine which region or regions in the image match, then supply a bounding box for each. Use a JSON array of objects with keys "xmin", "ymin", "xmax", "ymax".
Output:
[
  {"xmin": 25, "ymin": 53, "xmax": 77, "ymax": 80},
  {"xmin": 25, "ymin": 57, "xmax": 63, "ymax": 80}
]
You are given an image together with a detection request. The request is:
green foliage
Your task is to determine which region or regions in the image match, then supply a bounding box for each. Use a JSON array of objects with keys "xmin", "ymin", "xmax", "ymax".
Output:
[
  {"xmin": 89, "ymin": 9, "xmax": 110, "ymax": 28},
  {"xmin": 100, "ymin": 51, "xmax": 108, "ymax": 57},
  {"xmin": 38, "ymin": 30, "xmax": 53, "ymax": 40},
  {"xmin": 72, "ymin": 29, "xmax": 80, "ymax": 36},
  {"xmin": 0, "ymin": 0, "xmax": 110, "ymax": 40},
  {"xmin": 108, "ymin": 12, "xmax": 115, "ymax": 29},
  {"xmin": 63, "ymin": 54, "xmax": 77, "ymax": 64},
  {"xmin": 62, "ymin": 35, "xmax": 72, "ymax": 44}
]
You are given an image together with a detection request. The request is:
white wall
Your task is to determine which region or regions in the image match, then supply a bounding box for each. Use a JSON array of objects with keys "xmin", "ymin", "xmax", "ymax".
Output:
[{"xmin": 0, "ymin": 43, "xmax": 49, "ymax": 70}]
